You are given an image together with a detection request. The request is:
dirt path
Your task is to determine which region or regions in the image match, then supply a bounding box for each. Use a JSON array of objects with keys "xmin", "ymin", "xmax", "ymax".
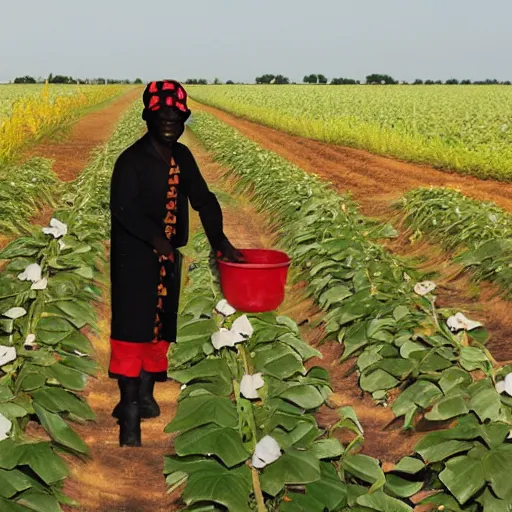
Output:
[
  {"xmin": 192, "ymin": 101, "xmax": 512, "ymax": 216},
  {"xmin": 192, "ymin": 102, "xmax": 512, "ymax": 362},
  {"xmin": 27, "ymin": 88, "xmax": 141, "ymax": 182}
]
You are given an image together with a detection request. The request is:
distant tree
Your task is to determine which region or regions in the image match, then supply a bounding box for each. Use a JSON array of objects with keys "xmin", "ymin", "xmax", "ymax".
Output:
[
  {"xmin": 255, "ymin": 74, "xmax": 276, "ymax": 84},
  {"xmin": 330, "ymin": 77, "xmax": 357, "ymax": 85},
  {"xmin": 503, "ymin": 80, "xmax": 512, "ymax": 85},
  {"xmin": 424, "ymin": 79, "xmax": 435, "ymax": 85},
  {"xmin": 317, "ymin": 74, "xmax": 328, "ymax": 84},
  {"xmin": 226, "ymin": 80, "xmax": 235, "ymax": 84},
  {"xmin": 185, "ymin": 78, "xmax": 208, "ymax": 85},
  {"xmin": 445, "ymin": 78, "xmax": 459, "ymax": 85},
  {"xmin": 134, "ymin": 78, "xmax": 143, "ymax": 84},
  {"xmin": 435, "ymin": 80, "xmax": 443, "ymax": 85},
  {"xmin": 366, "ymin": 73, "xmax": 397, "ymax": 84},
  {"xmin": 14, "ymin": 75, "xmax": 36, "ymax": 84},
  {"xmin": 413, "ymin": 79, "xmax": 424, "ymax": 85},
  {"xmin": 274, "ymin": 74, "xmax": 290, "ymax": 84},
  {"xmin": 213, "ymin": 78, "xmax": 222, "ymax": 85},
  {"xmin": 460, "ymin": 79, "xmax": 472, "ymax": 85},
  {"xmin": 303, "ymin": 74, "xmax": 318, "ymax": 84}
]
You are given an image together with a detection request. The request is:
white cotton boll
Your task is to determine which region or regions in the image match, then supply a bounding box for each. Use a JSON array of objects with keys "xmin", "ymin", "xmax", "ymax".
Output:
[
  {"xmin": 504, "ymin": 373, "xmax": 512, "ymax": 397},
  {"xmin": 18, "ymin": 263, "xmax": 42, "ymax": 283},
  {"xmin": 74, "ymin": 350, "xmax": 87, "ymax": 357},
  {"xmin": 215, "ymin": 299, "xmax": 236, "ymax": 317},
  {"xmin": 414, "ymin": 281, "xmax": 437, "ymax": 296},
  {"xmin": 496, "ymin": 380, "xmax": 506, "ymax": 394},
  {"xmin": 232, "ymin": 315, "xmax": 254, "ymax": 338},
  {"xmin": 0, "ymin": 346, "xmax": 17, "ymax": 366},
  {"xmin": 42, "ymin": 218, "xmax": 67, "ymax": 239},
  {"xmin": 211, "ymin": 328, "xmax": 237, "ymax": 350},
  {"xmin": 58, "ymin": 240, "xmax": 66, "ymax": 250},
  {"xmin": 447, "ymin": 312, "xmax": 482, "ymax": 332},
  {"xmin": 31, "ymin": 278, "xmax": 48, "ymax": 291},
  {"xmin": 24, "ymin": 334, "xmax": 37, "ymax": 350},
  {"xmin": 3, "ymin": 307, "xmax": 27, "ymax": 320},
  {"xmin": 240, "ymin": 373, "xmax": 265, "ymax": 399},
  {"xmin": 252, "ymin": 436, "xmax": 281, "ymax": 469},
  {"xmin": 0, "ymin": 413, "xmax": 12, "ymax": 441}
]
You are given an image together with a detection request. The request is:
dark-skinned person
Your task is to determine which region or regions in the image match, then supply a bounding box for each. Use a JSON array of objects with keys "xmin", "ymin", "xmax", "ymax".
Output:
[{"xmin": 109, "ymin": 80, "xmax": 244, "ymax": 447}]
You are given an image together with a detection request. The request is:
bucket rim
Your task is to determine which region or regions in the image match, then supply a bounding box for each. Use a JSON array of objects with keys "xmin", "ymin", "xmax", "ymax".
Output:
[{"xmin": 217, "ymin": 248, "xmax": 291, "ymax": 270}]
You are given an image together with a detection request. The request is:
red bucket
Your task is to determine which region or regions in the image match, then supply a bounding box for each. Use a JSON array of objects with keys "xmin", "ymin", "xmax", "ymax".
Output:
[{"xmin": 217, "ymin": 249, "xmax": 291, "ymax": 313}]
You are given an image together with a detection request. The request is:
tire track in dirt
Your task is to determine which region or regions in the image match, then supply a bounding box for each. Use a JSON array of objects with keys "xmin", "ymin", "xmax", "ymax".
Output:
[{"xmin": 191, "ymin": 102, "xmax": 512, "ymax": 361}]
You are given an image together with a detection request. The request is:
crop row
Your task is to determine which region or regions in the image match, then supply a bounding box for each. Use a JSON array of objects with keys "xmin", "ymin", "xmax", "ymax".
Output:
[
  {"xmin": 397, "ymin": 187, "xmax": 512, "ymax": 298},
  {"xmin": 188, "ymin": 112, "xmax": 512, "ymax": 510},
  {"xmin": 189, "ymin": 84, "xmax": 512, "ymax": 181},
  {"xmin": 0, "ymin": 102, "xmax": 143, "ymax": 511}
]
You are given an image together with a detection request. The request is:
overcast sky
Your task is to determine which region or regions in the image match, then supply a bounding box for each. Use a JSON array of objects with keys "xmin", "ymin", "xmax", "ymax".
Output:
[{"xmin": 1, "ymin": 0, "xmax": 510, "ymax": 83}]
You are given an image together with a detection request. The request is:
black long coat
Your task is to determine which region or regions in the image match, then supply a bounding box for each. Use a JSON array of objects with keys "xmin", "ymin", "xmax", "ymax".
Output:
[{"xmin": 109, "ymin": 133, "xmax": 226, "ymax": 343}]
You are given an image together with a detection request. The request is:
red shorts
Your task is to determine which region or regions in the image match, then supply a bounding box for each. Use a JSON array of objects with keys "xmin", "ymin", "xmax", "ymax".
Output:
[{"xmin": 109, "ymin": 338, "xmax": 170, "ymax": 380}]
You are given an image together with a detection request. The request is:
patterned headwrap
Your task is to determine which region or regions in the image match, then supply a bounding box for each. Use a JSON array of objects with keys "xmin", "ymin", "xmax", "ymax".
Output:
[{"xmin": 142, "ymin": 80, "xmax": 191, "ymax": 120}]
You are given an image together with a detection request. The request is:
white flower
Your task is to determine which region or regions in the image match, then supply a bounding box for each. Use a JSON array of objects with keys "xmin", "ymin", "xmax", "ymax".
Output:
[
  {"xmin": 414, "ymin": 281, "xmax": 436, "ymax": 296},
  {"xmin": 0, "ymin": 413, "xmax": 12, "ymax": 441},
  {"xmin": 240, "ymin": 373, "xmax": 265, "ymax": 399},
  {"xmin": 0, "ymin": 346, "xmax": 17, "ymax": 366},
  {"xmin": 24, "ymin": 334, "xmax": 37, "ymax": 350},
  {"xmin": 252, "ymin": 436, "xmax": 281, "ymax": 469},
  {"xmin": 18, "ymin": 263, "xmax": 42, "ymax": 283},
  {"xmin": 30, "ymin": 278, "xmax": 48, "ymax": 291},
  {"xmin": 10, "ymin": 182, "xmax": 15, "ymax": 186},
  {"xmin": 447, "ymin": 312, "xmax": 483, "ymax": 332},
  {"xmin": 455, "ymin": 207, "xmax": 461, "ymax": 216},
  {"xmin": 3, "ymin": 307, "xmax": 27, "ymax": 319},
  {"xmin": 42, "ymin": 218, "xmax": 67, "ymax": 239},
  {"xmin": 211, "ymin": 328, "xmax": 239, "ymax": 350},
  {"xmin": 496, "ymin": 373, "xmax": 512, "ymax": 397},
  {"xmin": 32, "ymin": 178, "xmax": 37, "ymax": 183},
  {"xmin": 58, "ymin": 240, "xmax": 66, "ymax": 250},
  {"xmin": 232, "ymin": 315, "xmax": 254, "ymax": 338},
  {"xmin": 180, "ymin": 384, "xmax": 187, "ymax": 390},
  {"xmin": 74, "ymin": 350, "xmax": 87, "ymax": 357},
  {"xmin": 488, "ymin": 214, "xmax": 498, "ymax": 224},
  {"xmin": 215, "ymin": 299, "xmax": 236, "ymax": 317}
]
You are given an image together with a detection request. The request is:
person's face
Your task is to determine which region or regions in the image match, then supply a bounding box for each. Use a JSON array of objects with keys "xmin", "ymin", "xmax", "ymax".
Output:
[{"xmin": 146, "ymin": 107, "xmax": 185, "ymax": 146}]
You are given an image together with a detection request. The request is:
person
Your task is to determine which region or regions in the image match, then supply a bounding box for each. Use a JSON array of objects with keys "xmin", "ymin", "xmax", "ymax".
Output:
[{"xmin": 108, "ymin": 80, "xmax": 244, "ymax": 447}]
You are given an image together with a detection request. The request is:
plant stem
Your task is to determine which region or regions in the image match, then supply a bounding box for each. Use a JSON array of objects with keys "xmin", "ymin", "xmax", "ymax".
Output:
[{"xmin": 251, "ymin": 467, "xmax": 267, "ymax": 512}]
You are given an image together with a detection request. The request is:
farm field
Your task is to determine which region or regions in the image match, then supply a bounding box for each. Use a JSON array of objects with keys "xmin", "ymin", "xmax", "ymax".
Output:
[
  {"xmin": 189, "ymin": 85, "xmax": 512, "ymax": 181},
  {"xmin": 1, "ymin": 82, "xmax": 512, "ymax": 512}
]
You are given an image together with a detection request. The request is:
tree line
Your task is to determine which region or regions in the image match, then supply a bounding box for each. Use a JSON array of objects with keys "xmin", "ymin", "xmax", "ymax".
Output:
[{"xmin": 12, "ymin": 74, "xmax": 144, "ymax": 85}]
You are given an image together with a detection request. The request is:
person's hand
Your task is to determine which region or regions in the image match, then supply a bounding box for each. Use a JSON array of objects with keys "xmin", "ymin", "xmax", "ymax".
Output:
[
  {"xmin": 152, "ymin": 237, "xmax": 174, "ymax": 259},
  {"xmin": 217, "ymin": 239, "xmax": 245, "ymax": 263}
]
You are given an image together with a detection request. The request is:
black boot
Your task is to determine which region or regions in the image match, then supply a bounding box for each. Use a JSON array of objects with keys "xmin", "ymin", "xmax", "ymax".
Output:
[
  {"xmin": 139, "ymin": 370, "xmax": 160, "ymax": 419},
  {"xmin": 116, "ymin": 376, "xmax": 141, "ymax": 447}
]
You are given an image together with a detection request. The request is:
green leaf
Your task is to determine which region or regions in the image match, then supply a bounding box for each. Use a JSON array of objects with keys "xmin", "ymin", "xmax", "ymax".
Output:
[
  {"xmin": 439, "ymin": 367, "xmax": 473, "ymax": 394},
  {"xmin": 393, "ymin": 457, "xmax": 425, "ymax": 474},
  {"xmin": 33, "ymin": 403, "xmax": 89, "ymax": 454},
  {"xmin": 319, "ymin": 285, "xmax": 353, "ymax": 308},
  {"xmin": 468, "ymin": 381, "xmax": 501, "ymax": 422},
  {"xmin": 385, "ymin": 474, "xmax": 423, "ymax": 498},
  {"xmin": 415, "ymin": 435, "xmax": 474, "ymax": 464},
  {"xmin": 356, "ymin": 489, "xmax": 413, "ymax": 511},
  {"xmin": 279, "ymin": 333, "xmax": 322, "ymax": 360},
  {"xmin": 360, "ymin": 369, "xmax": 398, "ymax": 393},
  {"xmin": 32, "ymin": 388, "xmax": 95, "ymax": 420},
  {"xmin": 483, "ymin": 445, "xmax": 512, "ymax": 500},
  {"xmin": 253, "ymin": 343, "xmax": 305, "ymax": 379},
  {"xmin": 165, "ymin": 395, "xmax": 238, "ymax": 432},
  {"xmin": 16, "ymin": 490, "xmax": 62, "ymax": 512},
  {"xmin": 182, "ymin": 465, "xmax": 252, "ymax": 512},
  {"xmin": 306, "ymin": 461, "xmax": 348, "ymax": 510},
  {"xmin": 0, "ymin": 497, "xmax": 33, "ymax": 511},
  {"xmin": 174, "ymin": 424, "xmax": 249, "ymax": 468},
  {"xmin": 425, "ymin": 394, "xmax": 469, "ymax": 421},
  {"xmin": 310, "ymin": 438, "xmax": 344, "ymax": 460},
  {"xmin": 0, "ymin": 237, "xmax": 44, "ymax": 259},
  {"xmin": 47, "ymin": 363, "xmax": 87, "ymax": 391},
  {"xmin": 280, "ymin": 492, "xmax": 325, "ymax": 512},
  {"xmin": 0, "ymin": 403, "xmax": 27, "ymax": 419},
  {"xmin": 279, "ymin": 385, "xmax": 324, "ymax": 409},
  {"xmin": 0, "ymin": 469, "xmax": 33, "ymax": 498},
  {"xmin": 260, "ymin": 448, "xmax": 321, "ymax": 497},
  {"xmin": 439, "ymin": 455, "xmax": 486, "ymax": 505},
  {"xmin": 343, "ymin": 454, "xmax": 385, "ymax": 490}
]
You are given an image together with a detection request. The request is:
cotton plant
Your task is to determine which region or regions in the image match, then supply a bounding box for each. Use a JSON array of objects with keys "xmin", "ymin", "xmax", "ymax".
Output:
[
  {"xmin": 211, "ymin": 311, "xmax": 255, "ymax": 350},
  {"xmin": 215, "ymin": 299, "xmax": 236, "ymax": 317},
  {"xmin": 252, "ymin": 435, "xmax": 281, "ymax": 469},
  {"xmin": 240, "ymin": 373, "xmax": 265, "ymax": 399},
  {"xmin": 24, "ymin": 334, "xmax": 37, "ymax": 350},
  {"xmin": 18, "ymin": 263, "xmax": 47, "ymax": 290},
  {"xmin": 0, "ymin": 413, "xmax": 12, "ymax": 441},
  {"xmin": 2, "ymin": 307, "xmax": 27, "ymax": 320},
  {"xmin": 42, "ymin": 218, "xmax": 67, "ymax": 239},
  {"xmin": 0, "ymin": 346, "xmax": 17, "ymax": 366},
  {"xmin": 447, "ymin": 312, "xmax": 482, "ymax": 332},
  {"xmin": 496, "ymin": 373, "xmax": 512, "ymax": 397},
  {"xmin": 414, "ymin": 281, "xmax": 436, "ymax": 296}
]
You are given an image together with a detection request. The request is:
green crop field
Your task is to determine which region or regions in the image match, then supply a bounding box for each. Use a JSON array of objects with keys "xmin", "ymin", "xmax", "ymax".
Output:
[{"xmin": 190, "ymin": 85, "xmax": 512, "ymax": 181}]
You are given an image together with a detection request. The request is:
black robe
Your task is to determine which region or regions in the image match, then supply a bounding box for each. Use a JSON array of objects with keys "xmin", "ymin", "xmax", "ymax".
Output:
[{"xmin": 109, "ymin": 133, "xmax": 226, "ymax": 343}]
